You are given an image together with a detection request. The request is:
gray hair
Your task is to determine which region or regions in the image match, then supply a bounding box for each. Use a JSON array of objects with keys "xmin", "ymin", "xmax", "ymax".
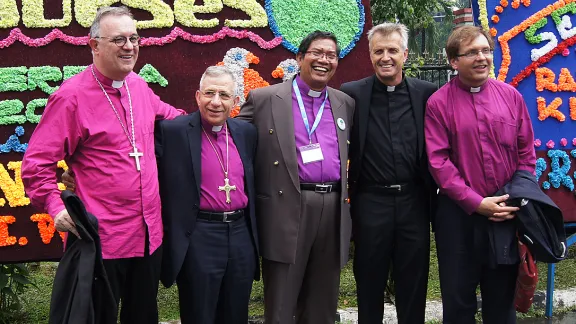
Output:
[
  {"xmin": 367, "ymin": 22, "xmax": 409, "ymax": 51},
  {"xmin": 199, "ymin": 66, "xmax": 237, "ymax": 93},
  {"xmin": 89, "ymin": 6, "xmax": 134, "ymax": 38}
]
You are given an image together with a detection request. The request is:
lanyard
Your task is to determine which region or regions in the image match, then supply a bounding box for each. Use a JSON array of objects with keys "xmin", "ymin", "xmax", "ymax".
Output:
[{"xmin": 293, "ymin": 79, "xmax": 328, "ymax": 144}]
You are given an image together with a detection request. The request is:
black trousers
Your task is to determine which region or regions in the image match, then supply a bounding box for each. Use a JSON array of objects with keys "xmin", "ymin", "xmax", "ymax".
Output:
[
  {"xmin": 102, "ymin": 244, "xmax": 162, "ymax": 324},
  {"xmin": 176, "ymin": 216, "xmax": 256, "ymax": 324},
  {"xmin": 352, "ymin": 187, "xmax": 430, "ymax": 324},
  {"xmin": 435, "ymin": 195, "xmax": 518, "ymax": 324}
]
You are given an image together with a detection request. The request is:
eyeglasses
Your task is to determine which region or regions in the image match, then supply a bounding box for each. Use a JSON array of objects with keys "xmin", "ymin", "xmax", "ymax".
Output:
[
  {"xmin": 94, "ymin": 35, "xmax": 141, "ymax": 47},
  {"xmin": 305, "ymin": 50, "xmax": 339, "ymax": 62},
  {"xmin": 456, "ymin": 48, "xmax": 493, "ymax": 59},
  {"xmin": 200, "ymin": 90, "xmax": 234, "ymax": 101}
]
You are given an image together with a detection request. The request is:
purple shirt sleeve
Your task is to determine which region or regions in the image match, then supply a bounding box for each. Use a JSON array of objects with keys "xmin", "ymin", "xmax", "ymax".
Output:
[
  {"xmin": 22, "ymin": 92, "xmax": 83, "ymax": 218},
  {"xmin": 425, "ymin": 98, "xmax": 483, "ymax": 215}
]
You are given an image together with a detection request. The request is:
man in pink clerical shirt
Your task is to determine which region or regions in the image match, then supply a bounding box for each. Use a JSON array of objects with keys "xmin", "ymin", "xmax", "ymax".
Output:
[
  {"xmin": 155, "ymin": 66, "xmax": 259, "ymax": 324},
  {"xmin": 21, "ymin": 6, "xmax": 184, "ymax": 323},
  {"xmin": 425, "ymin": 26, "xmax": 536, "ymax": 323}
]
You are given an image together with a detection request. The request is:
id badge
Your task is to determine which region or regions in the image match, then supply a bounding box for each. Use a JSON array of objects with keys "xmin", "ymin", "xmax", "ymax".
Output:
[{"xmin": 300, "ymin": 143, "xmax": 324, "ymax": 164}]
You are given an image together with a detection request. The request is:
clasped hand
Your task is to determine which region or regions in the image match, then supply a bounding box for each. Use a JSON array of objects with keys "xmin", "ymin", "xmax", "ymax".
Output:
[{"xmin": 476, "ymin": 194, "xmax": 519, "ymax": 222}]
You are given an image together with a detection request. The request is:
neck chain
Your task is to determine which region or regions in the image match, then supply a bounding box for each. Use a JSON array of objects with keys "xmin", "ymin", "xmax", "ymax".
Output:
[
  {"xmin": 91, "ymin": 65, "xmax": 143, "ymax": 171},
  {"xmin": 202, "ymin": 123, "xmax": 236, "ymax": 204},
  {"xmin": 202, "ymin": 123, "xmax": 229, "ymax": 178}
]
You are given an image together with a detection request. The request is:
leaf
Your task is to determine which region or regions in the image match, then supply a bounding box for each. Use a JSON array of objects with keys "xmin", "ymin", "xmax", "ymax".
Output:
[
  {"xmin": 0, "ymin": 272, "xmax": 8, "ymax": 289},
  {"xmin": 10, "ymin": 274, "xmax": 31, "ymax": 286}
]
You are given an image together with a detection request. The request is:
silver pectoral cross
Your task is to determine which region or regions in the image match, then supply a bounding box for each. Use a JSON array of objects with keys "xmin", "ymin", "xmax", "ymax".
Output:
[
  {"xmin": 129, "ymin": 146, "xmax": 144, "ymax": 171},
  {"xmin": 218, "ymin": 177, "xmax": 237, "ymax": 204}
]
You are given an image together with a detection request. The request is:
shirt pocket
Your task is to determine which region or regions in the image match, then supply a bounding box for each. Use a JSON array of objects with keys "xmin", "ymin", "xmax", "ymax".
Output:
[{"xmin": 491, "ymin": 118, "xmax": 517, "ymax": 148}]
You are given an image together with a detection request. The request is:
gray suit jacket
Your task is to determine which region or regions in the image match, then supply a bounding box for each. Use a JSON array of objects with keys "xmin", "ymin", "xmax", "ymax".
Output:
[{"xmin": 237, "ymin": 78, "xmax": 355, "ymax": 267}]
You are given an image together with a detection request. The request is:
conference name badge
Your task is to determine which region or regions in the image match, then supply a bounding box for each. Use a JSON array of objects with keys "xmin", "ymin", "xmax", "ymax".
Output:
[
  {"xmin": 299, "ymin": 143, "xmax": 324, "ymax": 164},
  {"xmin": 337, "ymin": 118, "xmax": 346, "ymax": 131}
]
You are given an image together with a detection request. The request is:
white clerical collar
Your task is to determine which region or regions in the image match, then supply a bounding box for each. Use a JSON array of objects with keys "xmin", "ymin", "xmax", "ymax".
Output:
[
  {"xmin": 470, "ymin": 86, "xmax": 481, "ymax": 93},
  {"xmin": 212, "ymin": 125, "xmax": 223, "ymax": 132},
  {"xmin": 308, "ymin": 89, "xmax": 322, "ymax": 98},
  {"xmin": 111, "ymin": 80, "xmax": 124, "ymax": 89},
  {"xmin": 387, "ymin": 86, "xmax": 395, "ymax": 92}
]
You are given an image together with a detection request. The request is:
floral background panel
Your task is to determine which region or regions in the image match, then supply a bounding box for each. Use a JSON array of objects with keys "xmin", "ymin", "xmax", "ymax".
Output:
[
  {"xmin": 474, "ymin": 0, "xmax": 576, "ymax": 221},
  {"xmin": 0, "ymin": 0, "xmax": 374, "ymax": 262}
]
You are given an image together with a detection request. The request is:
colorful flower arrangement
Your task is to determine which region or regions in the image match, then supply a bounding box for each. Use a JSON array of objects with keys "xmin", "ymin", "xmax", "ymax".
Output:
[
  {"xmin": 537, "ymin": 97, "xmax": 565, "ymax": 121},
  {"xmin": 75, "ymin": 0, "xmax": 174, "ymax": 28},
  {"xmin": 0, "ymin": 216, "xmax": 17, "ymax": 247},
  {"xmin": 547, "ymin": 149, "xmax": 574, "ymax": 190},
  {"xmin": 496, "ymin": 0, "xmax": 574, "ymax": 83},
  {"xmin": 21, "ymin": 0, "xmax": 72, "ymax": 28},
  {"xmin": 30, "ymin": 213, "xmax": 65, "ymax": 244},
  {"xmin": 0, "ymin": 27, "xmax": 282, "ymax": 50},
  {"xmin": 536, "ymin": 157, "xmax": 547, "ymax": 181},
  {"xmin": 0, "ymin": 162, "xmax": 30, "ymax": 208},
  {"xmin": 0, "ymin": 127, "xmax": 28, "ymax": 153},
  {"xmin": 265, "ymin": 0, "xmax": 364, "ymax": 57}
]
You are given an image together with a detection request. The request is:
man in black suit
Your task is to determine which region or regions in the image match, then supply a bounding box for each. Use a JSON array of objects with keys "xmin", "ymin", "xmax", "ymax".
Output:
[
  {"xmin": 155, "ymin": 65, "xmax": 259, "ymax": 324},
  {"xmin": 340, "ymin": 23, "xmax": 437, "ymax": 324}
]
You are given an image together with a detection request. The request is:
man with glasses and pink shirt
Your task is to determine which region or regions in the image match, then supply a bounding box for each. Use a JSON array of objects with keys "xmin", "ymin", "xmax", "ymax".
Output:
[
  {"xmin": 425, "ymin": 25, "xmax": 535, "ymax": 323},
  {"xmin": 22, "ymin": 6, "xmax": 184, "ymax": 323}
]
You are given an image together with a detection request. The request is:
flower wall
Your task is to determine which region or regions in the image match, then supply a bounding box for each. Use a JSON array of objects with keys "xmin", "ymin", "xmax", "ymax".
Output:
[
  {"xmin": 0, "ymin": 0, "xmax": 373, "ymax": 262},
  {"xmin": 475, "ymin": 0, "xmax": 576, "ymax": 221}
]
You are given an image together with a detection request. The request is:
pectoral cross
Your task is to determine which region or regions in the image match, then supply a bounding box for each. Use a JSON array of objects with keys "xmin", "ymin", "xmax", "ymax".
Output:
[
  {"xmin": 129, "ymin": 146, "xmax": 144, "ymax": 171},
  {"xmin": 218, "ymin": 177, "xmax": 237, "ymax": 204}
]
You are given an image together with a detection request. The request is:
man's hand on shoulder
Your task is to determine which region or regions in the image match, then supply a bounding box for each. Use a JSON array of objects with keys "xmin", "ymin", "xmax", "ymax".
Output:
[
  {"xmin": 54, "ymin": 208, "xmax": 80, "ymax": 238},
  {"xmin": 475, "ymin": 194, "xmax": 519, "ymax": 222}
]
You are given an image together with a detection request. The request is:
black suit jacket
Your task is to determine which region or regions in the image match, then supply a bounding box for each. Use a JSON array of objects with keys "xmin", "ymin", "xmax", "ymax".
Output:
[
  {"xmin": 155, "ymin": 111, "xmax": 260, "ymax": 287},
  {"xmin": 493, "ymin": 170, "xmax": 566, "ymax": 264},
  {"xmin": 50, "ymin": 191, "xmax": 116, "ymax": 324},
  {"xmin": 340, "ymin": 75, "xmax": 438, "ymax": 218}
]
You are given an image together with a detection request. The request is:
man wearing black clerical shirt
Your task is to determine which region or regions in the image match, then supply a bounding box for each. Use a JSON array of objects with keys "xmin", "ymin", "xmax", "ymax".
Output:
[{"xmin": 340, "ymin": 23, "xmax": 437, "ymax": 324}]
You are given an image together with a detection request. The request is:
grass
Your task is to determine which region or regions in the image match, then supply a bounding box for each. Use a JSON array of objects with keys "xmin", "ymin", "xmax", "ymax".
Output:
[{"xmin": 10, "ymin": 237, "xmax": 576, "ymax": 323}]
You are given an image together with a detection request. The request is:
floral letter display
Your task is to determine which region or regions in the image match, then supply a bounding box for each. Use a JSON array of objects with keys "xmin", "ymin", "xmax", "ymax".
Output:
[{"xmin": 477, "ymin": 0, "xmax": 576, "ymax": 221}]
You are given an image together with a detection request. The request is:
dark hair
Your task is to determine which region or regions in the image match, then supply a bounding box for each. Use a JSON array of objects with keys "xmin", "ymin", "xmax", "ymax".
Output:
[
  {"xmin": 297, "ymin": 31, "xmax": 340, "ymax": 57},
  {"xmin": 446, "ymin": 25, "xmax": 494, "ymax": 61}
]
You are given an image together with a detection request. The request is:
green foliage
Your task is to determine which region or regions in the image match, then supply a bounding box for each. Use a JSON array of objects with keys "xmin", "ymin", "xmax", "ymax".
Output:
[
  {"xmin": 0, "ymin": 264, "xmax": 35, "ymax": 324},
  {"xmin": 370, "ymin": 0, "xmax": 456, "ymax": 30}
]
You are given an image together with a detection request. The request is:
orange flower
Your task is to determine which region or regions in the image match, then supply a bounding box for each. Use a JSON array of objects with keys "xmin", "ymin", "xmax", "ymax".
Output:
[
  {"xmin": 0, "ymin": 216, "xmax": 16, "ymax": 247},
  {"xmin": 18, "ymin": 237, "xmax": 28, "ymax": 246},
  {"xmin": 500, "ymin": 0, "xmax": 509, "ymax": 7},
  {"xmin": 30, "ymin": 213, "xmax": 65, "ymax": 244},
  {"xmin": 570, "ymin": 97, "xmax": 576, "ymax": 120},
  {"xmin": 230, "ymin": 105, "xmax": 241, "ymax": 118},
  {"xmin": 495, "ymin": 6, "xmax": 504, "ymax": 13},
  {"xmin": 512, "ymin": 0, "xmax": 520, "ymax": 9},
  {"xmin": 492, "ymin": 15, "xmax": 500, "ymax": 23},
  {"xmin": 537, "ymin": 97, "xmax": 565, "ymax": 122},
  {"xmin": 490, "ymin": 28, "xmax": 498, "ymax": 37}
]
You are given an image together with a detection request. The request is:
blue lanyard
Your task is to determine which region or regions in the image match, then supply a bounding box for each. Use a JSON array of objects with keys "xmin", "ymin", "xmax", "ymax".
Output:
[{"xmin": 292, "ymin": 79, "xmax": 328, "ymax": 144}]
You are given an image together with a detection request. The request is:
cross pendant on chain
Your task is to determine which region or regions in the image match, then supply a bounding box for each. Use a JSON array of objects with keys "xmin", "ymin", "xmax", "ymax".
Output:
[
  {"xmin": 129, "ymin": 146, "xmax": 144, "ymax": 171},
  {"xmin": 218, "ymin": 177, "xmax": 237, "ymax": 204}
]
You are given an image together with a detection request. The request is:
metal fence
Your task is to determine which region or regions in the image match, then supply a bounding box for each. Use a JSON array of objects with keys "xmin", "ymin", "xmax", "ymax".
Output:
[{"xmin": 404, "ymin": 51, "xmax": 454, "ymax": 88}]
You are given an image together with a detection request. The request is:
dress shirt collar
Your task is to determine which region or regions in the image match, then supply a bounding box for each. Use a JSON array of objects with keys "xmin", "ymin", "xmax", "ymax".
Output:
[
  {"xmin": 92, "ymin": 64, "xmax": 125, "ymax": 88},
  {"xmin": 374, "ymin": 74, "xmax": 407, "ymax": 93},
  {"xmin": 201, "ymin": 117, "xmax": 225, "ymax": 137},
  {"xmin": 454, "ymin": 75, "xmax": 489, "ymax": 93},
  {"xmin": 295, "ymin": 75, "xmax": 327, "ymax": 98}
]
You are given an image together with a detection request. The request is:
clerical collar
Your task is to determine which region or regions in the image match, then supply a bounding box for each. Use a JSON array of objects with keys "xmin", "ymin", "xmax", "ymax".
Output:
[
  {"xmin": 454, "ymin": 75, "xmax": 489, "ymax": 93},
  {"xmin": 374, "ymin": 74, "xmax": 406, "ymax": 92},
  {"xmin": 92, "ymin": 64, "xmax": 127, "ymax": 88},
  {"xmin": 111, "ymin": 80, "xmax": 124, "ymax": 88},
  {"xmin": 295, "ymin": 75, "xmax": 326, "ymax": 98},
  {"xmin": 200, "ymin": 117, "xmax": 225, "ymax": 134}
]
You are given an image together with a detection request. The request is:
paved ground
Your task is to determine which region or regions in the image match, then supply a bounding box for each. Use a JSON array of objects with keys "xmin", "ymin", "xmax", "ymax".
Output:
[{"xmin": 159, "ymin": 287, "xmax": 576, "ymax": 324}]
